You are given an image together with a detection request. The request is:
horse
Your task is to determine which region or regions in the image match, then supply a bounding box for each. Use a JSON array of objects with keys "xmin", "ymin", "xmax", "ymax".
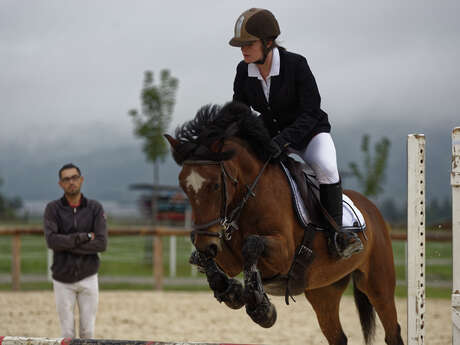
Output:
[{"xmin": 165, "ymin": 101, "xmax": 404, "ymax": 345}]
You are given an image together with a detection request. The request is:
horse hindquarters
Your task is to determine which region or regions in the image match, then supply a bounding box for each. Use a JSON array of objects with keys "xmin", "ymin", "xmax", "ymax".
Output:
[
  {"xmin": 305, "ymin": 276, "xmax": 351, "ymax": 345},
  {"xmin": 347, "ymin": 190, "xmax": 404, "ymax": 345}
]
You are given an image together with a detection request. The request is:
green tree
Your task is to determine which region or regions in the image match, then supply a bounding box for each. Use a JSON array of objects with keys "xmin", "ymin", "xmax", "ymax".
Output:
[
  {"xmin": 348, "ymin": 134, "xmax": 390, "ymax": 198},
  {"xmin": 129, "ymin": 69, "xmax": 179, "ymax": 185}
]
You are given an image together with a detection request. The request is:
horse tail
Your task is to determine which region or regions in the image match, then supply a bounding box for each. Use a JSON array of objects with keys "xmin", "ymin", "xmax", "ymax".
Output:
[{"xmin": 353, "ymin": 274, "xmax": 376, "ymax": 345}]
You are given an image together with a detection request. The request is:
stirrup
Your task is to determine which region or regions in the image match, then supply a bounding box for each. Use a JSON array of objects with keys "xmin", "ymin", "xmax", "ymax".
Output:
[{"xmin": 333, "ymin": 231, "xmax": 364, "ymax": 259}]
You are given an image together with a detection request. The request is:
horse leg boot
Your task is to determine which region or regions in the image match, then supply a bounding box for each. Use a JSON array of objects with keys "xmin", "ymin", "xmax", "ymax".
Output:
[
  {"xmin": 196, "ymin": 251, "xmax": 244, "ymax": 310},
  {"xmin": 242, "ymin": 235, "xmax": 277, "ymax": 328},
  {"xmin": 320, "ymin": 182, "xmax": 364, "ymax": 259}
]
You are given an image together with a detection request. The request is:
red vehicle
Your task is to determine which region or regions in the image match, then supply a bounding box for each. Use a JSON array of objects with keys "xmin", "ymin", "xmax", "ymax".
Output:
[{"xmin": 130, "ymin": 184, "xmax": 188, "ymax": 223}]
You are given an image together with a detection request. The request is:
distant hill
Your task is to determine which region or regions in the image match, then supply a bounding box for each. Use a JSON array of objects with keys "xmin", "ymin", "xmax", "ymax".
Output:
[
  {"xmin": 336, "ymin": 119, "xmax": 455, "ymax": 207},
  {"xmin": 0, "ymin": 143, "xmax": 180, "ymax": 203},
  {"xmin": 1, "ymin": 119, "xmax": 457, "ymax": 212}
]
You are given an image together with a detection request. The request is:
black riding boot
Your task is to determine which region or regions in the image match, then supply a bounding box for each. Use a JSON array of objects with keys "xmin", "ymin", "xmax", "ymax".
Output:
[{"xmin": 320, "ymin": 182, "xmax": 363, "ymax": 259}]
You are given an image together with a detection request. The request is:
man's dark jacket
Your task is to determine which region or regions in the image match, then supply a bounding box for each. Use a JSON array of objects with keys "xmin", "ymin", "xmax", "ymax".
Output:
[
  {"xmin": 44, "ymin": 195, "xmax": 107, "ymax": 283},
  {"xmin": 233, "ymin": 48, "xmax": 331, "ymax": 150}
]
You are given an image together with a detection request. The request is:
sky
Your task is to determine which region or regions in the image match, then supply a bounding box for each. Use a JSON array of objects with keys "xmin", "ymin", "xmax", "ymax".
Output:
[
  {"xmin": 1, "ymin": 1, "xmax": 459, "ymax": 150},
  {"xmin": 0, "ymin": 1, "xmax": 460, "ymax": 204}
]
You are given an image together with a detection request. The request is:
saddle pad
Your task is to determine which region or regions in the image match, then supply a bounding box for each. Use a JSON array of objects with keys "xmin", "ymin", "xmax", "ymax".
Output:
[{"xmin": 280, "ymin": 161, "xmax": 366, "ymax": 230}]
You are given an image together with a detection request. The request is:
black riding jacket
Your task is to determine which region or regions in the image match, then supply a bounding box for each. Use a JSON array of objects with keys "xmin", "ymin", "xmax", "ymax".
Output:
[
  {"xmin": 233, "ymin": 48, "xmax": 331, "ymax": 150},
  {"xmin": 44, "ymin": 195, "xmax": 107, "ymax": 283}
]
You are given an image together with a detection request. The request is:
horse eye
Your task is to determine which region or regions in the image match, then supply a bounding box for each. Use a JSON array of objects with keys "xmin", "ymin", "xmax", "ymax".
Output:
[{"xmin": 214, "ymin": 183, "xmax": 220, "ymax": 191}]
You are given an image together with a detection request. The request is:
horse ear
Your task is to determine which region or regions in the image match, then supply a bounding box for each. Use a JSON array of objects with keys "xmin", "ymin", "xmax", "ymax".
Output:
[{"xmin": 164, "ymin": 134, "xmax": 179, "ymax": 151}]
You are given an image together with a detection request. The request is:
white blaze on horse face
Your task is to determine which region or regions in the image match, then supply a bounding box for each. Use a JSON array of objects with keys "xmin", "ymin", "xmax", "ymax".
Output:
[{"xmin": 185, "ymin": 169, "xmax": 207, "ymax": 197}]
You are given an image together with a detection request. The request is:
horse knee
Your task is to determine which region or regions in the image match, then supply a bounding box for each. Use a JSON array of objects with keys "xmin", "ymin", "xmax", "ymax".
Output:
[{"xmin": 242, "ymin": 235, "xmax": 265, "ymax": 267}]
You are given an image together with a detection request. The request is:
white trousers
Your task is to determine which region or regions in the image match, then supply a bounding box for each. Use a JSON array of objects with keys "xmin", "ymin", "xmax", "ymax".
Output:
[
  {"xmin": 294, "ymin": 132, "xmax": 340, "ymax": 184},
  {"xmin": 53, "ymin": 274, "xmax": 99, "ymax": 339}
]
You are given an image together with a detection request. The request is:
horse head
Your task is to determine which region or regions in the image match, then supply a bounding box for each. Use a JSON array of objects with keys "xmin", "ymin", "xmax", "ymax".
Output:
[
  {"xmin": 165, "ymin": 101, "xmax": 276, "ymax": 258},
  {"xmin": 166, "ymin": 134, "xmax": 243, "ymax": 257}
]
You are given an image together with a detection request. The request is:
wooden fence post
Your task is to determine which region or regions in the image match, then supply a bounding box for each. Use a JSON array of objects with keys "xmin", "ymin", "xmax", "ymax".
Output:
[
  {"xmin": 153, "ymin": 235, "xmax": 163, "ymax": 290},
  {"xmin": 11, "ymin": 233, "xmax": 21, "ymax": 291}
]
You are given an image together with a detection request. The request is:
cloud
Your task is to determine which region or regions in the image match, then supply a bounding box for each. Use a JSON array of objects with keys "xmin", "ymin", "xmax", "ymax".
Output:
[{"xmin": 0, "ymin": 0, "xmax": 459, "ymax": 154}]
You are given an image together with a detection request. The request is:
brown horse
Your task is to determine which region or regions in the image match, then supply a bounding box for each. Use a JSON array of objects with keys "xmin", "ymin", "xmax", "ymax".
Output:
[{"xmin": 165, "ymin": 102, "xmax": 403, "ymax": 345}]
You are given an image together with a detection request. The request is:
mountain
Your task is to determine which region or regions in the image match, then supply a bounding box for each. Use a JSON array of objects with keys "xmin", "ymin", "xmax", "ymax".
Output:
[
  {"xmin": 0, "ymin": 143, "xmax": 180, "ymax": 203},
  {"xmin": 0, "ymin": 119, "xmax": 457, "ymax": 213}
]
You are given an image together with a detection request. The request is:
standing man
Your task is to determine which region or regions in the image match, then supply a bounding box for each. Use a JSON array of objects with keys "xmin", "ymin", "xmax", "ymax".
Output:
[{"xmin": 44, "ymin": 163, "xmax": 107, "ymax": 339}]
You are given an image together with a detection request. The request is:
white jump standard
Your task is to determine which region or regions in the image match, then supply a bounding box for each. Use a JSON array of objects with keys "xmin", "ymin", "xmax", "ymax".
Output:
[
  {"xmin": 452, "ymin": 127, "xmax": 460, "ymax": 345},
  {"xmin": 407, "ymin": 134, "xmax": 426, "ymax": 345}
]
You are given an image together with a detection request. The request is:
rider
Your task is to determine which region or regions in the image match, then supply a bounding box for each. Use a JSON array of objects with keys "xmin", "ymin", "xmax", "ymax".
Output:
[{"xmin": 229, "ymin": 8, "xmax": 363, "ymax": 258}]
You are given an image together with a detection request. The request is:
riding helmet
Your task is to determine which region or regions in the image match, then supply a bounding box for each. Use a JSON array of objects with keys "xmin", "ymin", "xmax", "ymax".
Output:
[{"xmin": 229, "ymin": 8, "xmax": 280, "ymax": 47}]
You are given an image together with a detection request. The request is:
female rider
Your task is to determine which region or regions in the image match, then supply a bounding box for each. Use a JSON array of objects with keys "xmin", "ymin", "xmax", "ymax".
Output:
[{"xmin": 230, "ymin": 8, "xmax": 363, "ymax": 258}]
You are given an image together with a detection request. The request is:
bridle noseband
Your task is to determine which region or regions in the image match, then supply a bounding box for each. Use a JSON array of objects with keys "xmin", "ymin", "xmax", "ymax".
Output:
[{"xmin": 184, "ymin": 158, "xmax": 271, "ymax": 241}]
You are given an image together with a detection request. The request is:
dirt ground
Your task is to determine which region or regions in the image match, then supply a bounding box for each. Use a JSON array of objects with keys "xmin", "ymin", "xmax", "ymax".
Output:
[{"xmin": 0, "ymin": 291, "xmax": 452, "ymax": 344}]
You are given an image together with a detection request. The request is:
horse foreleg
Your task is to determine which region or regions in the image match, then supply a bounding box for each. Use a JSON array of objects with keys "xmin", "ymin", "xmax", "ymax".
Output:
[
  {"xmin": 242, "ymin": 235, "xmax": 277, "ymax": 328},
  {"xmin": 196, "ymin": 251, "xmax": 244, "ymax": 310}
]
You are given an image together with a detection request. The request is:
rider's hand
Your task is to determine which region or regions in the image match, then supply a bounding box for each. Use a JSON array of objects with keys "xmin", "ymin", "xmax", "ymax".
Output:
[
  {"xmin": 270, "ymin": 139, "xmax": 282, "ymax": 158},
  {"xmin": 270, "ymin": 135, "xmax": 289, "ymax": 160}
]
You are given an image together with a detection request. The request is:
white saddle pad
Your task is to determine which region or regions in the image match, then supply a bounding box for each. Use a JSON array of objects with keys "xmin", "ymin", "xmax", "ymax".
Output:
[{"xmin": 342, "ymin": 194, "xmax": 366, "ymax": 229}]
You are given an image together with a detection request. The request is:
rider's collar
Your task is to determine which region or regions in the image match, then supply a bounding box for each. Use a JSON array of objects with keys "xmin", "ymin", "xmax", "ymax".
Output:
[{"xmin": 248, "ymin": 47, "xmax": 280, "ymax": 80}]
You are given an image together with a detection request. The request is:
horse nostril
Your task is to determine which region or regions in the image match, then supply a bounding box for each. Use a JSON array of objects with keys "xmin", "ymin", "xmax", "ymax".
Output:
[{"xmin": 206, "ymin": 244, "xmax": 218, "ymax": 258}]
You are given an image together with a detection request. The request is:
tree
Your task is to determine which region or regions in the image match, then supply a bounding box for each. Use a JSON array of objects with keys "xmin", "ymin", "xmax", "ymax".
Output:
[
  {"xmin": 129, "ymin": 70, "xmax": 179, "ymax": 185},
  {"xmin": 0, "ymin": 177, "xmax": 23, "ymax": 219},
  {"xmin": 426, "ymin": 197, "xmax": 452, "ymax": 227},
  {"xmin": 380, "ymin": 198, "xmax": 404, "ymax": 225},
  {"xmin": 348, "ymin": 134, "xmax": 390, "ymax": 198}
]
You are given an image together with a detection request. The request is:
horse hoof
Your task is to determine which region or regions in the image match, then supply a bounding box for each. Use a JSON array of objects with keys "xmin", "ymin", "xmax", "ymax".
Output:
[
  {"xmin": 224, "ymin": 299, "xmax": 245, "ymax": 310},
  {"xmin": 246, "ymin": 300, "xmax": 277, "ymax": 328},
  {"xmin": 259, "ymin": 303, "xmax": 277, "ymax": 328},
  {"xmin": 223, "ymin": 279, "xmax": 245, "ymax": 310},
  {"xmin": 214, "ymin": 278, "xmax": 244, "ymax": 309}
]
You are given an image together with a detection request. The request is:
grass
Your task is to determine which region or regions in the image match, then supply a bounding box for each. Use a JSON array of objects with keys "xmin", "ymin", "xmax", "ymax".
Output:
[
  {"xmin": 0, "ymin": 230, "xmax": 453, "ymax": 298},
  {"xmin": 0, "ymin": 234, "xmax": 195, "ymax": 276}
]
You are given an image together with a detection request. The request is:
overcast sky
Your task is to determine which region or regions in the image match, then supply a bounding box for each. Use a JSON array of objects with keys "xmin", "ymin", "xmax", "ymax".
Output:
[{"xmin": 1, "ymin": 0, "xmax": 459, "ymax": 156}]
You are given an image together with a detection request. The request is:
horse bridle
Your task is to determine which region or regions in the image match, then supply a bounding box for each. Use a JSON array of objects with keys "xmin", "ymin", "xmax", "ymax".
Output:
[{"xmin": 184, "ymin": 158, "xmax": 271, "ymax": 241}]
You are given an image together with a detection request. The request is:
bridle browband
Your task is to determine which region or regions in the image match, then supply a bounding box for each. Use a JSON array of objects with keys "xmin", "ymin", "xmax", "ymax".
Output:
[{"xmin": 184, "ymin": 157, "xmax": 271, "ymax": 241}]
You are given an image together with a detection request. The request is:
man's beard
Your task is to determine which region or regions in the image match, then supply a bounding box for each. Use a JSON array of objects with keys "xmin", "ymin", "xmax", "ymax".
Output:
[{"xmin": 65, "ymin": 187, "xmax": 80, "ymax": 196}]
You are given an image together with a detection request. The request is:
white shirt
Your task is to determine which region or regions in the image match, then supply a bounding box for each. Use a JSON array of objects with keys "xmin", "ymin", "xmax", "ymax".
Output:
[{"xmin": 247, "ymin": 47, "xmax": 280, "ymax": 102}]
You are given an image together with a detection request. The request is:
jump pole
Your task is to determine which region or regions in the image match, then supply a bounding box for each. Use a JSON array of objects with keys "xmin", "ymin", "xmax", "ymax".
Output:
[
  {"xmin": 407, "ymin": 134, "xmax": 426, "ymax": 345},
  {"xmin": 452, "ymin": 127, "xmax": 460, "ymax": 345},
  {"xmin": 0, "ymin": 337, "xmax": 261, "ymax": 345}
]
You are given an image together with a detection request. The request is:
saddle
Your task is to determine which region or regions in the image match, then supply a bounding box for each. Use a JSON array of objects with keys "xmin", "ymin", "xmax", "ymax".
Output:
[
  {"xmin": 277, "ymin": 153, "xmax": 366, "ymax": 304},
  {"xmin": 281, "ymin": 153, "xmax": 366, "ymax": 232},
  {"xmin": 280, "ymin": 156, "xmax": 325, "ymax": 229}
]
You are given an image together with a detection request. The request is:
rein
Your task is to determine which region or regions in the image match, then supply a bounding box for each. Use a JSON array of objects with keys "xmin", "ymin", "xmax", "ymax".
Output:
[{"xmin": 184, "ymin": 157, "xmax": 271, "ymax": 241}]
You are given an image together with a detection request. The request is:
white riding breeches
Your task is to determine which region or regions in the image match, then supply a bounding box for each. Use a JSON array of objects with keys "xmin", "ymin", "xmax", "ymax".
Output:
[
  {"xmin": 53, "ymin": 273, "xmax": 99, "ymax": 339},
  {"xmin": 294, "ymin": 132, "xmax": 340, "ymax": 184}
]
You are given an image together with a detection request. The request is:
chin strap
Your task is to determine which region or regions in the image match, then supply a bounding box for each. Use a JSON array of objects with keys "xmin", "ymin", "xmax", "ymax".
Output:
[{"xmin": 255, "ymin": 40, "xmax": 271, "ymax": 65}]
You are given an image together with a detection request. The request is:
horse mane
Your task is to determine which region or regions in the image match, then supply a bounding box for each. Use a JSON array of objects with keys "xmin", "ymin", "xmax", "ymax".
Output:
[{"xmin": 171, "ymin": 101, "xmax": 276, "ymax": 165}]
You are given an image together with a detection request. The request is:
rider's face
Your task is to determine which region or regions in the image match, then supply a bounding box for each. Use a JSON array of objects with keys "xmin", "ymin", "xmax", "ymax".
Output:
[{"xmin": 240, "ymin": 40, "xmax": 264, "ymax": 64}]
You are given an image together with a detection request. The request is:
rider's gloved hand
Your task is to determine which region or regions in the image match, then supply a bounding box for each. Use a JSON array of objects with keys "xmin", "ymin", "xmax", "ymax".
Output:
[{"xmin": 270, "ymin": 135, "xmax": 289, "ymax": 160}]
